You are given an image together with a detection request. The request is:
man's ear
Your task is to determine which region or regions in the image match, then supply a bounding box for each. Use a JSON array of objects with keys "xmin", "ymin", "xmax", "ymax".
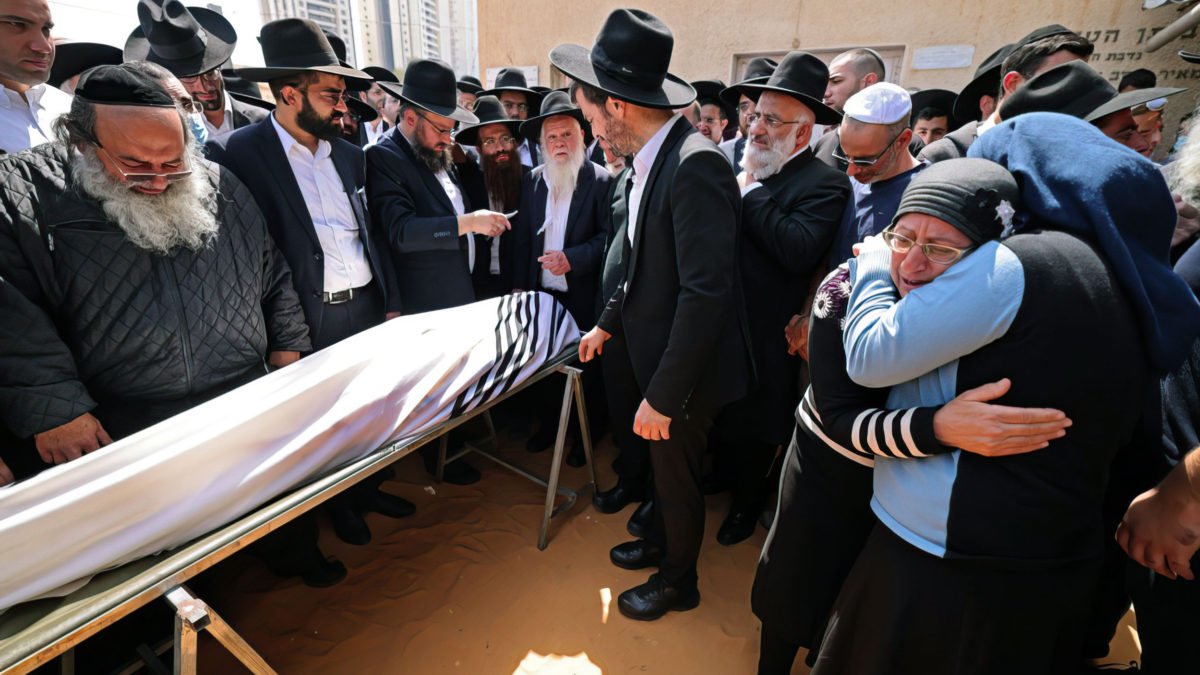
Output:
[
  {"xmin": 862, "ymin": 72, "xmax": 880, "ymax": 88},
  {"xmin": 1002, "ymin": 71, "xmax": 1025, "ymax": 97}
]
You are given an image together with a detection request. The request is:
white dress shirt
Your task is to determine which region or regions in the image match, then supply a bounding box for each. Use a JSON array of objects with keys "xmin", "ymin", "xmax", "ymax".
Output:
[
  {"xmin": 271, "ymin": 115, "xmax": 372, "ymax": 292},
  {"xmin": 517, "ymin": 139, "xmax": 534, "ymax": 168},
  {"xmin": 363, "ymin": 117, "xmax": 388, "ymax": 146},
  {"xmin": 0, "ymin": 82, "xmax": 72, "ymax": 154},
  {"xmin": 976, "ymin": 111, "xmax": 1000, "ymax": 138},
  {"xmin": 204, "ymin": 93, "xmax": 237, "ymax": 143},
  {"xmin": 627, "ymin": 114, "xmax": 681, "ymax": 247},
  {"xmin": 434, "ymin": 168, "xmax": 472, "ymax": 270},
  {"xmin": 539, "ymin": 181, "xmax": 573, "ymax": 292}
]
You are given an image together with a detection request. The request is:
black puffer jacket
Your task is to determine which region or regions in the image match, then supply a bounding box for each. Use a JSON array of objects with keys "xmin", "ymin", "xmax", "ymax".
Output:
[{"xmin": 0, "ymin": 143, "xmax": 311, "ymax": 438}]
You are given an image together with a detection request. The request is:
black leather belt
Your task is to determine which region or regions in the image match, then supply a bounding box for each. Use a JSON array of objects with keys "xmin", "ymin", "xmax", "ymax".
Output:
[{"xmin": 323, "ymin": 287, "xmax": 358, "ymax": 304}]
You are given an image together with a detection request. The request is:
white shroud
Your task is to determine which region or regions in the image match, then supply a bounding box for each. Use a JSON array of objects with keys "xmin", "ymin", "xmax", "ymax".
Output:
[{"xmin": 0, "ymin": 293, "xmax": 578, "ymax": 612}]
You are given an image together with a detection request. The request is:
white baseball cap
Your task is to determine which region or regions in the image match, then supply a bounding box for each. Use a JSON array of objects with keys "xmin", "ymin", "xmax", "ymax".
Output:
[{"xmin": 844, "ymin": 82, "xmax": 912, "ymax": 125}]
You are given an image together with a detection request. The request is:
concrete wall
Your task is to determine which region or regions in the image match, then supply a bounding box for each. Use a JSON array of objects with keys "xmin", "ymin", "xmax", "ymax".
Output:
[{"xmin": 477, "ymin": 0, "xmax": 1200, "ymax": 156}]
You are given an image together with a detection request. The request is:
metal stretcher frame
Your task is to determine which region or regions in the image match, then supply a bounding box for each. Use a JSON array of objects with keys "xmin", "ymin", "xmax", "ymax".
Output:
[{"xmin": 0, "ymin": 346, "xmax": 593, "ymax": 675}]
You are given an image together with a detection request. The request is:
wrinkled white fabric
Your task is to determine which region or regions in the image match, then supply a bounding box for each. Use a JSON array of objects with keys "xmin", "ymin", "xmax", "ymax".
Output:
[{"xmin": 0, "ymin": 292, "xmax": 578, "ymax": 611}]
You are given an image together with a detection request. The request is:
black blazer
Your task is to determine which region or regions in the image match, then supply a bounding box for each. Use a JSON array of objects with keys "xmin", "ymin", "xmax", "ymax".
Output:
[
  {"xmin": 597, "ymin": 117, "xmax": 752, "ymax": 419},
  {"xmin": 457, "ymin": 159, "xmax": 531, "ymax": 297},
  {"xmin": 208, "ymin": 117, "xmax": 400, "ymax": 342},
  {"xmin": 512, "ymin": 161, "xmax": 611, "ymax": 327},
  {"xmin": 229, "ymin": 97, "xmax": 270, "ymax": 129},
  {"xmin": 365, "ymin": 129, "xmax": 477, "ymax": 314},
  {"xmin": 726, "ymin": 149, "xmax": 851, "ymax": 444}
]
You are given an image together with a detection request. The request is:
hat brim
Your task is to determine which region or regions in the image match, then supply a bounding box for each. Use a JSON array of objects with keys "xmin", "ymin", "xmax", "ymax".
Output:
[
  {"xmin": 229, "ymin": 90, "xmax": 274, "ymax": 110},
  {"xmin": 953, "ymin": 65, "xmax": 1002, "ymax": 123},
  {"xmin": 377, "ymin": 80, "xmax": 478, "ymax": 124},
  {"xmin": 735, "ymin": 82, "xmax": 842, "ymax": 126},
  {"xmin": 1085, "ymin": 86, "xmax": 1187, "ymax": 123},
  {"xmin": 518, "ymin": 107, "xmax": 591, "ymax": 145},
  {"xmin": 454, "ymin": 118, "xmax": 523, "ymax": 146},
  {"xmin": 49, "ymin": 42, "xmax": 123, "ymax": 88},
  {"xmin": 550, "ymin": 43, "xmax": 696, "ymax": 109},
  {"xmin": 235, "ymin": 63, "xmax": 372, "ymax": 83},
  {"xmin": 720, "ymin": 76, "xmax": 767, "ymax": 107},
  {"xmin": 477, "ymin": 86, "xmax": 545, "ymax": 110},
  {"xmin": 457, "ymin": 81, "xmax": 483, "ymax": 94},
  {"xmin": 122, "ymin": 7, "xmax": 237, "ymax": 78},
  {"xmin": 344, "ymin": 95, "xmax": 379, "ymax": 122}
]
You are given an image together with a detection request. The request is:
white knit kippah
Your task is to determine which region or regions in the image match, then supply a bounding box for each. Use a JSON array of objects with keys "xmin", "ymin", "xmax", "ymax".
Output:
[{"xmin": 844, "ymin": 82, "xmax": 912, "ymax": 124}]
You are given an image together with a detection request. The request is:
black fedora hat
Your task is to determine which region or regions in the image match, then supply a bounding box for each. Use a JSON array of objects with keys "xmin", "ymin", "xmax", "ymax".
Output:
[
  {"xmin": 221, "ymin": 68, "xmax": 273, "ymax": 109},
  {"xmin": 720, "ymin": 56, "xmax": 777, "ymax": 106},
  {"xmin": 519, "ymin": 90, "xmax": 592, "ymax": 144},
  {"xmin": 236, "ymin": 19, "xmax": 369, "ymax": 83},
  {"xmin": 377, "ymin": 58, "xmax": 478, "ymax": 124},
  {"xmin": 50, "ymin": 40, "xmax": 123, "ymax": 89},
  {"xmin": 364, "ymin": 66, "xmax": 399, "ymax": 84},
  {"xmin": 479, "ymin": 67, "xmax": 544, "ymax": 106},
  {"xmin": 323, "ymin": 30, "xmax": 372, "ymax": 92},
  {"xmin": 910, "ymin": 88, "xmax": 962, "ymax": 130},
  {"xmin": 735, "ymin": 51, "xmax": 842, "ymax": 125},
  {"xmin": 550, "ymin": 9, "xmax": 695, "ymax": 109},
  {"xmin": 692, "ymin": 79, "xmax": 735, "ymax": 120},
  {"xmin": 123, "ymin": 0, "xmax": 237, "ymax": 78},
  {"xmin": 952, "ymin": 43, "xmax": 1014, "ymax": 122},
  {"xmin": 454, "ymin": 95, "xmax": 522, "ymax": 145},
  {"xmin": 999, "ymin": 60, "xmax": 1185, "ymax": 123},
  {"xmin": 457, "ymin": 74, "xmax": 482, "ymax": 93},
  {"xmin": 344, "ymin": 95, "xmax": 378, "ymax": 122}
]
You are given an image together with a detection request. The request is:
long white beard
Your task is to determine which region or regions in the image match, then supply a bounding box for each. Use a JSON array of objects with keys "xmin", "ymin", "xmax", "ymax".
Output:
[
  {"xmin": 1170, "ymin": 116, "xmax": 1200, "ymax": 207},
  {"xmin": 542, "ymin": 143, "xmax": 586, "ymax": 199},
  {"xmin": 740, "ymin": 129, "xmax": 798, "ymax": 181},
  {"xmin": 72, "ymin": 147, "xmax": 219, "ymax": 255}
]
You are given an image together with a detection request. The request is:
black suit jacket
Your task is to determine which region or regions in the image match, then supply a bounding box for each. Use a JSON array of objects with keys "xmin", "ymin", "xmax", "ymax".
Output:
[
  {"xmin": 457, "ymin": 159, "xmax": 530, "ymax": 297},
  {"xmin": 208, "ymin": 117, "xmax": 400, "ymax": 342},
  {"xmin": 727, "ymin": 149, "xmax": 851, "ymax": 443},
  {"xmin": 366, "ymin": 128, "xmax": 477, "ymax": 314},
  {"xmin": 513, "ymin": 161, "xmax": 611, "ymax": 327},
  {"xmin": 229, "ymin": 97, "xmax": 270, "ymax": 129},
  {"xmin": 597, "ymin": 117, "xmax": 752, "ymax": 419}
]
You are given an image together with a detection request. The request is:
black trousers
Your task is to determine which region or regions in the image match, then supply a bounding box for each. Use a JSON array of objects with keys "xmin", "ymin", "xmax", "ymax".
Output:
[
  {"xmin": 1127, "ymin": 551, "xmax": 1200, "ymax": 674},
  {"xmin": 599, "ymin": 334, "xmax": 650, "ymax": 488}
]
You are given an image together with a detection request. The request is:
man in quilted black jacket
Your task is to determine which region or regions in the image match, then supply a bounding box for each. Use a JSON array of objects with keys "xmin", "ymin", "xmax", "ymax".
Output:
[{"xmin": 0, "ymin": 66, "xmax": 312, "ymax": 475}]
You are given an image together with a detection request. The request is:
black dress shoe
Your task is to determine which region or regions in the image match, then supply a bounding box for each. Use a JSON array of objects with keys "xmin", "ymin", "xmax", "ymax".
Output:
[
  {"xmin": 363, "ymin": 489, "xmax": 416, "ymax": 518},
  {"xmin": 566, "ymin": 444, "xmax": 586, "ymax": 468},
  {"xmin": 610, "ymin": 539, "xmax": 664, "ymax": 570},
  {"xmin": 617, "ymin": 573, "xmax": 700, "ymax": 621},
  {"xmin": 525, "ymin": 426, "xmax": 556, "ymax": 453},
  {"xmin": 593, "ymin": 484, "xmax": 645, "ymax": 514},
  {"xmin": 627, "ymin": 498, "xmax": 654, "ymax": 538},
  {"xmin": 716, "ymin": 506, "xmax": 760, "ymax": 546},
  {"xmin": 329, "ymin": 504, "xmax": 371, "ymax": 546},
  {"xmin": 300, "ymin": 558, "xmax": 348, "ymax": 588}
]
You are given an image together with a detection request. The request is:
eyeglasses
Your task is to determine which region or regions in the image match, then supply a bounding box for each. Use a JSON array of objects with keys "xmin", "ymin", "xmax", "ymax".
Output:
[
  {"xmin": 502, "ymin": 102, "xmax": 528, "ymax": 114},
  {"xmin": 178, "ymin": 98, "xmax": 203, "ymax": 115},
  {"xmin": 746, "ymin": 112, "xmax": 803, "ymax": 129},
  {"xmin": 699, "ymin": 116, "xmax": 723, "ymax": 126},
  {"xmin": 417, "ymin": 111, "xmax": 455, "ymax": 137},
  {"xmin": 832, "ymin": 129, "xmax": 905, "ymax": 168},
  {"xmin": 178, "ymin": 68, "xmax": 221, "ymax": 84},
  {"xmin": 480, "ymin": 135, "xmax": 516, "ymax": 148},
  {"xmin": 737, "ymin": 101, "xmax": 754, "ymax": 115},
  {"xmin": 881, "ymin": 228, "xmax": 974, "ymax": 265},
  {"xmin": 95, "ymin": 144, "xmax": 192, "ymax": 183}
]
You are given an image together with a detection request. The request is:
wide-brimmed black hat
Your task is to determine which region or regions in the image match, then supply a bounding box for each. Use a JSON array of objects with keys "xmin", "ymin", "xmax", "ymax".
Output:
[
  {"xmin": 720, "ymin": 57, "xmax": 777, "ymax": 106},
  {"xmin": 691, "ymin": 79, "xmax": 734, "ymax": 120},
  {"xmin": 457, "ymin": 74, "xmax": 482, "ymax": 93},
  {"xmin": 236, "ymin": 19, "xmax": 369, "ymax": 83},
  {"xmin": 344, "ymin": 95, "xmax": 378, "ymax": 122},
  {"xmin": 123, "ymin": 0, "xmax": 237, "ymax": 78},
  {"xmin": 734, "ymin": 51, "xmax": 841, "ymax": 125},
  {"xmin": 550, "ymin": 9, "xmax": 695, "ymax": 109},
  {"xmin": 519, "ymin": 90, "xmax": 592, "ymax": 144},
  {"xmin": 479, "ymin": 67, "xmax": 544, "ymax": 106},
  {"xmin": 321, "ymin": 30, "xmax": 372, "ymax": 92},
  {"xmin": 377, "ymin": 58, "xmax": 478, "ymax": 124},
  {"xmin": 221, "ymin": 68, "xmax": 273, "ymax": 109},
  {"xmin": 999, "ymin": 60, "xmax": 1186, "ymax": 123},
  {"xmin": 952, "ymin": 44, "xmax": 1014, "ymax": 122},
  {"xmin": 454, "ymin": 96, "xmax": 522, "ymax": 145},
  {"xmin": 364, "ymin": 66, "xmax": 400, "ymax": 84},
  {"xmin": 50, "ymin": 41, "xmax": 123, "ymax": 89},
  {"xmin": 910, "ymin": 88, "xmax": 962, "ymax": 130}
]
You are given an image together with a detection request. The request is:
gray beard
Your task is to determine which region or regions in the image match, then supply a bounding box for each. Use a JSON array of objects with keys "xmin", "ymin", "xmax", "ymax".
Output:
[
  {"xmin": 740, "ymin": 129, "xmax": 798, "ymax": 181},
  {"xmin": 72, "ymin": 146, "xmax": 219, "ymax": 256},
  {"xmin": 1170, "ymin": 126, "xmax": 1200, "ymax": 207},
  {"xmin": 542, "ymin": 143, "xmax": 586, "ymax": 199}
]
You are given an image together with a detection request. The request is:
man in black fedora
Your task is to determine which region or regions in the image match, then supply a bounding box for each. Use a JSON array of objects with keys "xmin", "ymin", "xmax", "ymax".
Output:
[
  {"xmin": 708, "ymin": 51, "xmax": 851, "ymax": 547},
  {"xmin": 366, "ymin": 58, "xmax": 509, "ymax": 485},
  {"xmin": 719, "ymin": 56, "xmax": 777, "ymax": 168},
  {"xmin": 563, "ymin": 8, "xmax": 752, "ymax": 621},
  {"xmin": 360, "ymin": 66, "xmax": 399, "ymax": 145},
  {"xmin": 48, "ymin": 40, "xmax": 122, "ymax": 95},
  {"xmin": 690, "ymin": 80, "xmax": 732, "ymax": 146},
  {"xmin": 453, "ymin": 95, "xmax": 527, "ymax": 299},
  {"xmin": 481, "ymin": 67, "xmax": 543, "ymax": 166},
  {"xmin": 909, "ymin": 88, "xmax": 958, "ymax": 146},
  {"xmin": 457, "ymin": 73, "xmax": 483, "ymax": 110},
  {"xmin": 212, "ymin": 18, "xmax": 413, "ymax": 545},
  {"xmin": 124, "ymin": 0, "xmax": 266, "ymax": 144}
]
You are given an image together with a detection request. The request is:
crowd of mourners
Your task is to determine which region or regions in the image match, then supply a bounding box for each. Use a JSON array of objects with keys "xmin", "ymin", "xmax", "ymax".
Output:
[{"xmin": 3, "ymin": 0, "xmax": 1200, "ymax": 673}]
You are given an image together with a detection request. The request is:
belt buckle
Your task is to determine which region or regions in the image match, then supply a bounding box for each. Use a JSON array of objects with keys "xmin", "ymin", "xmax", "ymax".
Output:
[{"xmin": 325, "ymin": 289, "xmax": 353, "ymax": 304}]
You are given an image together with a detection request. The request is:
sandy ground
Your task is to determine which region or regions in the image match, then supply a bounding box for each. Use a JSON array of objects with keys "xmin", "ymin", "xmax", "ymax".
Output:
[{"xmin": 194, "ymin": 430, "xmax": 1141, "ymax": 675}]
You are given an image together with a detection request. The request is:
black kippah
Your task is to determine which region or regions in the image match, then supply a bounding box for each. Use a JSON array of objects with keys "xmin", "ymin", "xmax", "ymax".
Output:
[
  {"xmin": 892, "ymin": 158, "xmax": 1021, "ymax": 244},
  {"xmin": 74, "ymin": 64, "xmax": 176, "ymax": 108}
]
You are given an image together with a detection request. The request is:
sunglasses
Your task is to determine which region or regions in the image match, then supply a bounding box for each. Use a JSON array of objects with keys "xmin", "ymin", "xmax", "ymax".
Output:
[{"xmin": 832, "ymin": 128, "xmax": 905, "ymax": 168}]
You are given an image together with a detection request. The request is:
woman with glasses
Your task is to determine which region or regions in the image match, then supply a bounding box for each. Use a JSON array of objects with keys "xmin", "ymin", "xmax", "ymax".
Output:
[{"xmin": 754, "ymin": 158, "xmax": 1068, "ymax": 674}]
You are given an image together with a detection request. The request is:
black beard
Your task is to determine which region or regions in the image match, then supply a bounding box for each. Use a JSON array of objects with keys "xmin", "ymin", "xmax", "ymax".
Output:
[
  {"xmin": 296, "ymin": 95, "xmax": 343, "ymax": 141},
  {"xmin": 481, "ymin": 151, "xmax": 522, "ymax": 212},
  {"xmin": 416, "ymin": 144, "xmax": 454, "ymax": 173},
  {"xmin": 199, "ymin": 79, "xmax": 224, "ymax": 112}
]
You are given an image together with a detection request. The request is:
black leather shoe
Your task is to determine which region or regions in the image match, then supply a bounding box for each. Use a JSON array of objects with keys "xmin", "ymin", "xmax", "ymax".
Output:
[
  {"xmin": 329, "ymin": 504, "xmax": 371, "ymax": 546},
  {"xmin": 610, "ymin": 539, "xmax": 664, "ymax": 570},
  {"xmin": 716, "ymin": 506, "xmax": 760, "ymax": 546},
  {"xmin": 525, "ymin": 426, "xmax": 556, "ymax": 453},
  {"xmin": 617, "ymin": 574, "xmax": 700, "ymax": 621},
  {"xmin": 627, "ymin": 498, "xmax": 654, "ymax": 538},
  {"xmin": 566, "ymin": 444, "xmax": 586, "ymax": 468},
  {"xmin": 422, "ymin": 450, "xmax": 483, "ymax": 486},
  {"xmin": 300, "ymin": 557, "xmax": 348, "ymax": 588},
  {"xmin": 363, "ymin": 490, "xmax": 416, "ymax": 519},
  {"xmin": 593, "ymin": 484, "xmax": 645, "ymax": 514}
]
